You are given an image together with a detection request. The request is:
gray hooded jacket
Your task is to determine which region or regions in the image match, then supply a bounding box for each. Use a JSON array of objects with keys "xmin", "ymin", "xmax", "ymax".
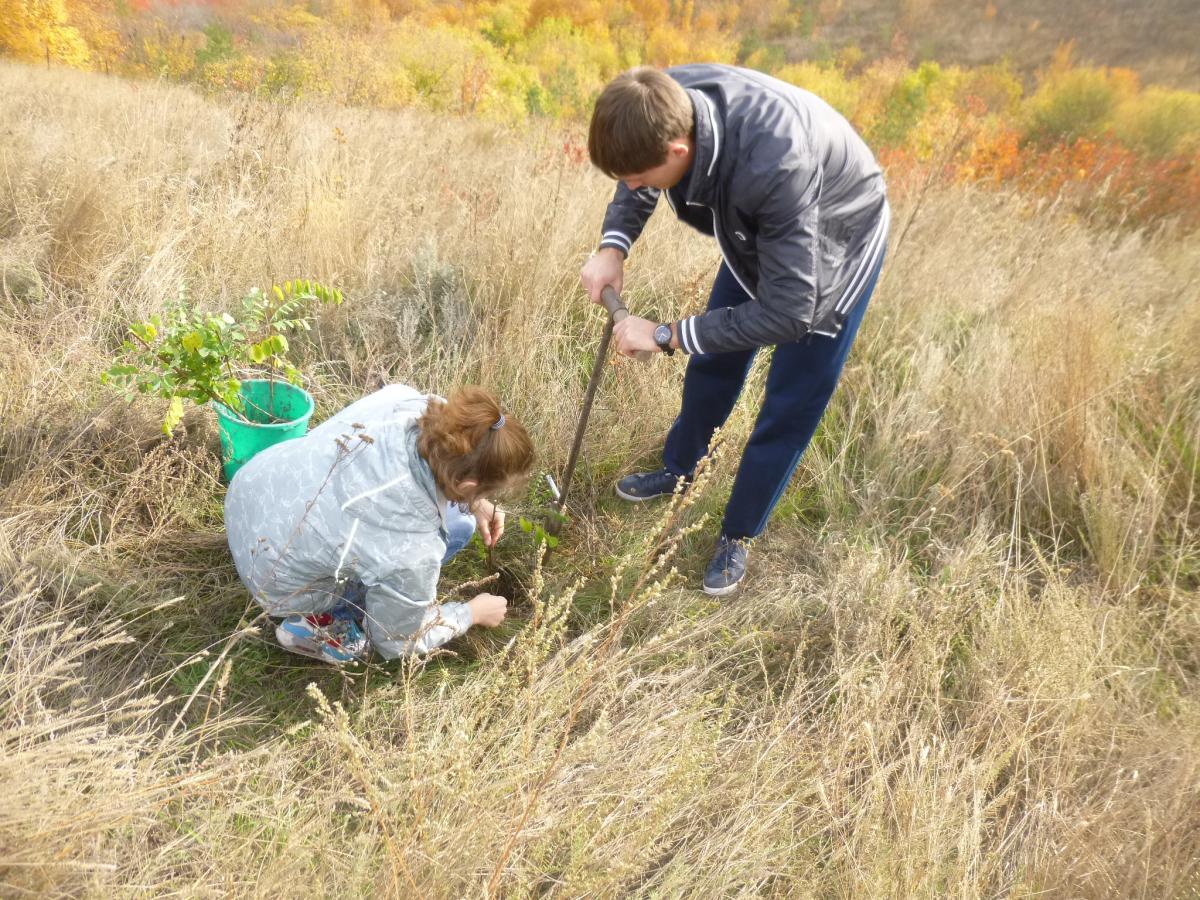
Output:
[
  {"xmin": 223, "ymin": 384, "xmax": 472, "ymax": 658},
  {"xmin": 598, "ymin": 63, "xmax": 889, "ymax": 349}
]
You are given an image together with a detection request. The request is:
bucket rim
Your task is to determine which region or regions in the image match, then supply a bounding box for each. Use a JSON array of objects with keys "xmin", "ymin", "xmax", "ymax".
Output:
[{"xmin": 213, "ymin": 377, "xmax": 315, "ymax": 431}]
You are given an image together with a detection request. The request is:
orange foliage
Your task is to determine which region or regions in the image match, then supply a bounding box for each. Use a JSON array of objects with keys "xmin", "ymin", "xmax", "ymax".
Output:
[
  {"xmin": 961, "ymin": 126, "xmax": 1021, "ymax": 184},
  {"xmin": 901, "ymin": 125, "xmax": 1200, "ymax": 232},
  {"xmin": 1017, "ymin": 138, "xmax": 1200, "ymax": 231}
]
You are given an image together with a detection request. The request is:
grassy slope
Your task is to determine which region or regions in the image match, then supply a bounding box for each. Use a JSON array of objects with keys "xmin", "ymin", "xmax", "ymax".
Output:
[{"xmin": 0, "ymin": 62, "xmax": 1198, "ymax": 896}]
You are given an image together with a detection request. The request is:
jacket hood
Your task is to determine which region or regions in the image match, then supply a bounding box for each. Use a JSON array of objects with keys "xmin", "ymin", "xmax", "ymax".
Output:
[{"xmin": 312, "ymin": 385, "xmax": 446, "ymax": 536}]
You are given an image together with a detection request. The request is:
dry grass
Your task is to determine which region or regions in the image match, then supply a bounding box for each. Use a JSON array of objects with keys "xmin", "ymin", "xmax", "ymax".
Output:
[{"xmin": 1, "ymin": 61, "xmax": 1198, "ymax": 897}]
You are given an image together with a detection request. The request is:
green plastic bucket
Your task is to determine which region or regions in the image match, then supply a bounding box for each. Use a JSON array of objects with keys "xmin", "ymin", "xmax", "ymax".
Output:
[{"xmin": 214, "ymin": 378, "xmax": 315, "ymax": 482}]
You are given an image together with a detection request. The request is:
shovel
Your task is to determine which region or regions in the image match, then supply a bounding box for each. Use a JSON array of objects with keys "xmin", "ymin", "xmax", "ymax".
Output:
[{"xmin": 546, "ymin": 285, "xmax": 651, "ymax": 536}]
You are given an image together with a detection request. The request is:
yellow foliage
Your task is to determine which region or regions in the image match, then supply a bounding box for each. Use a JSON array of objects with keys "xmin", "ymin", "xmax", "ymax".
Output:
[
  {"xmin": 310, "ymin": 0, "xmax": 390, "ymax": 29},
  {"xmin": 626, "ymin": 0, "xmax": 670, "ymax": 29},
  {"xmin": 388, "ymin": 21, "xmax": 533, "ymax": 121},
  {"xmin": 202, "ymin": 54, "xmax": 272, "ymax": 96},
  {"xmin": 683, "ymin": 26, "xmax": 738, "ymax": 64},
  {"xmin": 281, "ymin": 26, "xmax": 419, "ymax": 108},
  {"xmin": 739, "ymin": 46, "xmax": 774, "ymax": 71},
  {"xmin": 710, "ymin": 1, "xmax": 741, "ymax": 31},
  {"xmin": 0, "ymin": 0, "xmax": 90, "ymax": 67},
  {"xmin": 644, "ymin": 25, "xmax": 690, "ymax": 67},
  {"xmin": 528, "ymin": 0, "xmax": 609, "ymax": 29},
  {"xmin": 905, "ymin": 104, "xmax": 963, "ymax": 160},
  {"xmin": 776, "ymin": 62, "xmax": 860, "ymax": 118},
  {"xmin": 249, "ymin": 4, "xmax": 327, "ymax": 31},
  {"xmin": 65, "ymin": 0, "xmax": 122, "ymax": 70},
  {"xmin": 837, "ymin": 43, "xmax": 864, "ymax": 71},
  {"xmin": 139, "ymin": 31, "xmax": 204, "ymax": 80}
]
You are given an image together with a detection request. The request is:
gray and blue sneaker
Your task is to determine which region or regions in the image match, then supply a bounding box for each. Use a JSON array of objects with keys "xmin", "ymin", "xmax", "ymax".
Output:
[
  {"xmin": 703, "ymin": 535, "xmax": 749, "ymax": 596},
  {"xmin": 615, "ymin": 468, "xmax": 690, "ymax": 502},
  {"xmin": 275, "ymin": 611, "xmax": 369, "ymax": 664}
]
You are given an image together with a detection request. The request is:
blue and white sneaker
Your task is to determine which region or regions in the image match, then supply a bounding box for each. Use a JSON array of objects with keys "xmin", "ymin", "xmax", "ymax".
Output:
[
  {"xmin": 275, "ymin": 611, "xmax": 369, "ymax": 664},
  {"xmin": 615, "ymin": 468, "xmax": 690, "ymax": 501},
  {"xmin": 703, "ymin": 535, "xmax": 749, "ymax": 596}
]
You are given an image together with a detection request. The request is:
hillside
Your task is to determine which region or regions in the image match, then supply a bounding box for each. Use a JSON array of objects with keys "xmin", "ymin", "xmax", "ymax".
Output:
[
  {"xmin": 778, "ymin": 0, "xmax": 1200, "ymax": 88},
  {"xmin": 1, "ymin": 62, "xmax": 1199, "ymax": 896}
]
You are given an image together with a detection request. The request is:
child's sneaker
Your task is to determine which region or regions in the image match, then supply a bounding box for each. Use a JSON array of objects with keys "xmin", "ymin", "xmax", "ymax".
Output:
[{"xmin": 275, "ymin": 611, "xmax": 369, "ymax": 664}]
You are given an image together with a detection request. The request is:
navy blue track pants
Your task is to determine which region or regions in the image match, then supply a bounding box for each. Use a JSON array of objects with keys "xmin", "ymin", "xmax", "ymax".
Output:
[{"xmin": 662, "ymin": 255, "xmax": 882, "ymax": 540}]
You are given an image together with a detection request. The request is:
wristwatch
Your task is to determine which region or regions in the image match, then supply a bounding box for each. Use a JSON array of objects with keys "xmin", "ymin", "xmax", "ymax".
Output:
[{"xmin": 653, "ymin": 323, "xmax": 675, "ymax": 356}]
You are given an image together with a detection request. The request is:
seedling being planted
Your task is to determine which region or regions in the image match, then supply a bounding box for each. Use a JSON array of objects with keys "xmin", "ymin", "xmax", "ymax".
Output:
[
  {"xmin": 518, "ymin": 514, "xmax": 560, "ymax": 551},
  {"xmin": 103, "ymin": 279, "xmax": 343, "ymax": 479}
]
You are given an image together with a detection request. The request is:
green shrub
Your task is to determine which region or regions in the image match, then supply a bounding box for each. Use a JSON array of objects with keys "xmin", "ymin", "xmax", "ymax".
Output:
[
  {"xmin": 194, "ymin": 22, "xmax": 234, "ymax": 71},
  {"xmin": 738, "ymin": 32, "xmax": 786, "ymax": 72},
  {"xmin": 868, "ymin": 61, "xmax": 949, "ymax": 147},
  {"xmin": 1023, "ymin": 66, "xmax": 1137, "ymax": 145},
  {"xmin": 102, "ymin": 280, "xmax": 342, "ymax": 435},
  {"xmin": 1114, "ymin": 87, "xmax": 1200, "ymax": 157},
  {"xmin": 515, "ymin": 18, "xmax": 621, "ymax": 120}
]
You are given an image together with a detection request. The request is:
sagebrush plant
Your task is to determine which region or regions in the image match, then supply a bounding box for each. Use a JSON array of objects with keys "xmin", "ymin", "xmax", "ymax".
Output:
[
  {"xmin": 102, "ymin": 279, "xmax": 342, "ymax": 434},
  {"xmin": 0, "ymin": 63, "xmax": 1198, "ymax": 897}
]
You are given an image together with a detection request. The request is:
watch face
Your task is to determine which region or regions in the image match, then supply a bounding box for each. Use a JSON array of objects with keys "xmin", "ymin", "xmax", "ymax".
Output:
[{"xmin": 654, "ymin": 324, "xmax": 672, "ymax": 346}]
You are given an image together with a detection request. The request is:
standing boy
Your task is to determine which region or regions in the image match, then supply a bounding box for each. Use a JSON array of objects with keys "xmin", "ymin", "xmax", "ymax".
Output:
[{"xmin": 580, "ymin": 64, "xmax": 889, "ymax": 595}]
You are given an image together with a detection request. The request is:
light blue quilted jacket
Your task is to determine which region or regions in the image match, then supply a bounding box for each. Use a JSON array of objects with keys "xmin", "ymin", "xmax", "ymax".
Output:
[{"xmin": 223, "ymin": 384, "xmax": 472, "ymax": 658}]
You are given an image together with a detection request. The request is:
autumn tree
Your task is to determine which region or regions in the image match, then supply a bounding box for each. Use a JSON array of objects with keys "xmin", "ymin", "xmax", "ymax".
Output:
[
  {"xmin": 0, "ymin": 0, "xmax": 91, "ymax": 67},
  {"xmin": 66, "ymin": 0, "xmax": 124, "ymax": 73}
]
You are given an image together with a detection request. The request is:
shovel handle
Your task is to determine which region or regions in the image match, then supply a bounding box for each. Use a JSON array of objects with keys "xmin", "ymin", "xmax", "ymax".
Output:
[
  {"xmin": 599, "ymin": 286, "xmax": 653, "ymax": 362},
  {"xmin": 599, "ymin": 285, "xmax": 630, "ymax": 322}
]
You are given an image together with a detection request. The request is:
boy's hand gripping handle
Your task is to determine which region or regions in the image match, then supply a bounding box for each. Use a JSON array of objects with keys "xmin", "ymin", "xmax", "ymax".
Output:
[{"xmin": 599, "ymin": 285, "xmax": 653, "ymax": 362}]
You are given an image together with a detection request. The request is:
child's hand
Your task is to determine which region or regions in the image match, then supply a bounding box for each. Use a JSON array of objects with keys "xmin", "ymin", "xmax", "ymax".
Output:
[
  {"xmin": 471, "ymin": 498, "xmax": 505, "ymax": 547},
  {"xmin": 468, "ymin": 593, "xmax": 507, "ymax": 628}
]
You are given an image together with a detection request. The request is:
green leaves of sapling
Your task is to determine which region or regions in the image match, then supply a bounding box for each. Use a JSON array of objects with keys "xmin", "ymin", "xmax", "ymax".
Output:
[
  {"xmin": 103, "ymin": 279, "xmax": 343, "ymax": 436},
  {"xmin": 518, "ymin": 515, "xmax": 559, "ymax": 549}
]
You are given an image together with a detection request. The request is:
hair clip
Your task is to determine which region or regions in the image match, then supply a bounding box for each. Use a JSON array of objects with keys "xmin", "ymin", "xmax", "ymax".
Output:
[{"xmin": 490, "ymin": 414, "xmax": 506, "ymax": 431}]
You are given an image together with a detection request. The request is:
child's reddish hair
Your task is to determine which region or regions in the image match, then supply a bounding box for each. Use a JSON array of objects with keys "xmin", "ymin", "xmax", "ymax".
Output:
[{"xmin": 417, "ymin": 387, "xmax": 534, "ymax": 501}]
